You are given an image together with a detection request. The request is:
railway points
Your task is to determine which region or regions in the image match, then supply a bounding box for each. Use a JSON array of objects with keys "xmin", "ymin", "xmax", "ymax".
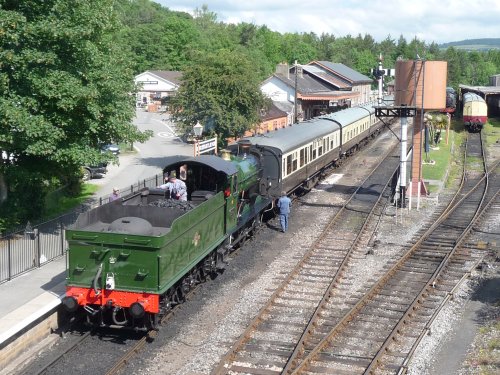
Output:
[
  {"xmin": 297, "ymin": 135, "xmax": 495, "ymax": 374},
  {"xmin": 2, "ymin": 106, "xmax": 496, "ymax": 375}
]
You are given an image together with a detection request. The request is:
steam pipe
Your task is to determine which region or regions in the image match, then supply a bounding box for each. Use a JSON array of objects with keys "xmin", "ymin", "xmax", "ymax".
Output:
[{"xmin": 93, "ymin": 263, "xmax": 103, "ymax": 296}]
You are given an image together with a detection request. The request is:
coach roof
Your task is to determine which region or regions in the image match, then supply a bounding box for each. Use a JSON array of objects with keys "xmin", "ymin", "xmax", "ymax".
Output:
[
  {"xmin": 319, "ymin": 103, "xmax": 375, "ymax": 125},
  {"xmin": 242, "ymin": 118, "xmax": 340, "ymax": 154}
]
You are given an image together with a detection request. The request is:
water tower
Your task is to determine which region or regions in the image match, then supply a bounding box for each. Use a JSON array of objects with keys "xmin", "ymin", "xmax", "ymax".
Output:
[{"xmin": 395, "ymin": 60, "xmax": 447, "ymax": 200}]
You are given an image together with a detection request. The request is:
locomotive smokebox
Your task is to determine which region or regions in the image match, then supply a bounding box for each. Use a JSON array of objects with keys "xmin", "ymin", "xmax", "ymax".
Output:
[{"xmin": 395, "ymin": 60, "xmax": 447, "ymax": 110}]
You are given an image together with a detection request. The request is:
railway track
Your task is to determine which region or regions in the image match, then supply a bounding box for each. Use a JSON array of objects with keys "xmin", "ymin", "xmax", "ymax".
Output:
[
  {"xmin": 22, "ymin": 286, "xmax": 186, "ymax": 375},
  {"xmin": 395, "ymin": 160, "xmax": 500, "ymax": 375},
  {"xmin": 27, "ymin": 330, "xmax": 92, "ymax": 375},
  {"xmin": 281, "ymin": 132, "xmax": 497, "ymax": 374},
  {"xmin": 211, "ymin": 141, "xmax": 405, "ymax": 374}
]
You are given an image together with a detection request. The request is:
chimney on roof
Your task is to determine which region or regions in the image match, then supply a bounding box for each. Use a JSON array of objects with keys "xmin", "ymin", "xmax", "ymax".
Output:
[
  {"xmin": 296, "ymin": 64, "xmax": 303, "ymax": 79},
  {"xmin": 276, "ymin": 62, "xmax": 289, "ymax": 79}
]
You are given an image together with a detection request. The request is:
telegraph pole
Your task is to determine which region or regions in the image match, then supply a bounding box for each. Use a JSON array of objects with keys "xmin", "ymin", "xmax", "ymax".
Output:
[
  {"xmin": 377, "ymin": 54, "xmax": 384, "ymax": 105},
  {"xmin": 294, "ymin": 60, "xmax": 298, "ymax": 123}
]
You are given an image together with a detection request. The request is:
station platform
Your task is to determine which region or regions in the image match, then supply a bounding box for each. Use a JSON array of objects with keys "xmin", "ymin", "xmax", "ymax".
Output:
[{"xmin": 0, "ymin": 256, "xmax": 66, "ymax": 349}]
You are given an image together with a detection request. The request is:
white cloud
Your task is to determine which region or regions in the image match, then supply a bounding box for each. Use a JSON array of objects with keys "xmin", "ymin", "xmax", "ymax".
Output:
[{"xmin": 155, "ymin": 0, "xmax": 500, "ymax": 43}]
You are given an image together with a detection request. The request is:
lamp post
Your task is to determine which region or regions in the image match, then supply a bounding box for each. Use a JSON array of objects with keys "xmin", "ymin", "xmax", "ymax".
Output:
[{"xmin": 193, "ymin": 121, "xmax": 203, "ymax": 156}]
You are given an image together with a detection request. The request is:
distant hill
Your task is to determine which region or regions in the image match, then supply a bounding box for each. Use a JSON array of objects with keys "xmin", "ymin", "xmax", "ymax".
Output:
[{"xmin": 439, "ymin": 38, "xmax": 500, "ymax": 51}]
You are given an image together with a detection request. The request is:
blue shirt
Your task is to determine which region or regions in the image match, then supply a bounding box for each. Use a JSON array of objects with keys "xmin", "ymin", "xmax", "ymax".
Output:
[{"xmin": 277, "ymin": 195, "xmax": 291, "ymax": 215}]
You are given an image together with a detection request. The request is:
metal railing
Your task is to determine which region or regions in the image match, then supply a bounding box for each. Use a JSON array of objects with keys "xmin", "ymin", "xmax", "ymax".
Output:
[{"xmin": 0, "ymin": 173, "xmax": 163, "ymax": 284}]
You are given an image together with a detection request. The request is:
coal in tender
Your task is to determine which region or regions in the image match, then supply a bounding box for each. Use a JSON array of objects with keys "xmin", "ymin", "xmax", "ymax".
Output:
[{"xmin": 147, "ymin": 199, "xmax": 196, "ymax": 211}]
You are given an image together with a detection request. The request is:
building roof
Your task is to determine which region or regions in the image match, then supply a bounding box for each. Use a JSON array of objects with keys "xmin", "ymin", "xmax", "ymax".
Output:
[
  {"xmin": 301, "ymin": 65, "xmax": 351, "ymax": 89},
  {"xmin": 271, "ymin": 72, "xmax": 358, "ymax": 101},
  {"xmin": 147, "ymin": 70, "xmax": 183, "ymax": 86},
  {"xmin": 273, "ymin": 101, "xmax": 294, "ymax": 114},
  {"xmin": 260, "ymin": 102, "xmax": 288, "ymax": 121},
  {"xmin": 273, "ymin": 72, "xmax": 336, "ymax": 95},
  {"xmin": 311, "ymin": 61, "xmax": 372, "ymax": 84},
  {"xmin": 460, "ymin": 84, "xmax": 500, "ymax": 96}
]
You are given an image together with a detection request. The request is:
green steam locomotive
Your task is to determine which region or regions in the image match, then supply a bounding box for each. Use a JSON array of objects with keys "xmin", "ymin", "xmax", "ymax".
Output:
[{"xmin": 63, "ymin": 152, "xmax": 269, "ymax": 330}]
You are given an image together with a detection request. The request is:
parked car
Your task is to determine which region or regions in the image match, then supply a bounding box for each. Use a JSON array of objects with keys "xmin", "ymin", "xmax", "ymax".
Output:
[
  {"xmin": 82, "ymin": 164, "xmax": 107, "ymax": 181},
  {"xmin": 181, "ymin": 132, "xmax": 195, "ymax": 144},
  {"xmin": 102, "ymin": 144, "xmax": 120, "ymax": 155}
]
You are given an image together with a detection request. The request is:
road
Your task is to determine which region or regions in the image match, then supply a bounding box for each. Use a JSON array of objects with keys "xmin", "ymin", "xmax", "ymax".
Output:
[{"xmin": 90, "ymin": 109, "xmax": 193, "ymax": 197}]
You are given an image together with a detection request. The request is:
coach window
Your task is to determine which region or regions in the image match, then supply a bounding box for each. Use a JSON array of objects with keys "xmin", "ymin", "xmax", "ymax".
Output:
[
  {"xmin": 287, "ymin": 155, "xmax": 292, "ymax": 174},
  {"xmin": 300, "ymin": 148, "xmax": 305, "ymax": 167},
  {"xmin": 283, "ymin": 158, "xmax": 286, "ymax": 176},
  {"xmin": 292, "ymin": 152, "xmax": 298, "ymax": 171}
]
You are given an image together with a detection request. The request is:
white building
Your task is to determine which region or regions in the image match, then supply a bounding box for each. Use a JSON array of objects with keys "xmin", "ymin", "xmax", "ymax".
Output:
[{"xmin": 134, "ymin": 70, "xmax": 182, "ymax": 105}]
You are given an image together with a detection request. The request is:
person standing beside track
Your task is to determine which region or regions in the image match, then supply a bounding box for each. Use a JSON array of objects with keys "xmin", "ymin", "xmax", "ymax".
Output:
[{"xmin": 277, "ymin": 191, "xmax": 292, "ymax": 233}]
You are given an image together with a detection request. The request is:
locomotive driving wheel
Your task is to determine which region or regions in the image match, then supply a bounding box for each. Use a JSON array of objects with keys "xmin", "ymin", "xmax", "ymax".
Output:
[{"xmin": 203, "ymin": 252, "xmax": 217, "ymax": 278}]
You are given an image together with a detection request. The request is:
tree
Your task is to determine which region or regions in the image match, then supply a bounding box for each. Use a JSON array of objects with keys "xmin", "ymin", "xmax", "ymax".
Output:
[
  {"xmin": 281, "ymin": 33, "xmax": 318, "ymax": 64},
  {"xmin": 170, "ymin": 49, "xmax": 268, "ymax": 142},
  {"xmin": 0, "ymin": 0, "xmax": 151, "ymax": 226}
]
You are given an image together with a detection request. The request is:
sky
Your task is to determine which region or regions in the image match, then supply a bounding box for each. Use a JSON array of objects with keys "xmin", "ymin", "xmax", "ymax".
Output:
[{"xmin": 155, "ymin": 0, "xmax": 500, "ymax": 44}]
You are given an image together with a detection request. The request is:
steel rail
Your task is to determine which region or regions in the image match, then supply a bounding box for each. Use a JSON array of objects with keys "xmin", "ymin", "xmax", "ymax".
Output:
[
  {"xmin": 396, "ymin": 161, "xmax": 500, "ymax": 374},
  {"xmin": 105, "ymin": 332, "xmax": 152, "ymax": 375},
  {"xmin": 104, "ymin": 278, "xmax": 204, "ymax": 375},
  {"xmin": 281, "ymin": 177, "xmax": 393, "ymax": 374},
  {"xmin": 211, "ymin": 140, "xmax": 403, "ymax": 375},
  {"xmin": 31, "ymin": 331, "xmax": 92, "ymax": 375},
  {"xmin": 364, "ymin": 133, "xmax": 490, "ymax": 374},
  {"xmin": 289, "ymin": 133, "xmax": 489, "ymax": 374}
]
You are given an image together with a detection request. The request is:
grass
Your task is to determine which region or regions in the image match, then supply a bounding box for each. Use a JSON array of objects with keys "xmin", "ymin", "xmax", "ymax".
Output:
[
  {"xmin": 483, "ymin": 118, "xmax": 500, "ymax": 147},
  {"xmin": 425, "ymin": 183, "xmax": 440, "ymax": 194},
  {"xmin": 119, "ymin": 142, "xmax": 137, "ymax": 154},
  {"xmin": 422, "ymin": 119, "xmax": 466, "ymax": 188},
  {"xmin": 465, "ymin": 314, "xmax": 500, "ymax": 374},
  {"xmin": 422, "ymin": 140, "xmax": 452, "ymax": 181},
  {"xmin": 44, "ymin": 184, "xmax": 99, "ymax": 219}
]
